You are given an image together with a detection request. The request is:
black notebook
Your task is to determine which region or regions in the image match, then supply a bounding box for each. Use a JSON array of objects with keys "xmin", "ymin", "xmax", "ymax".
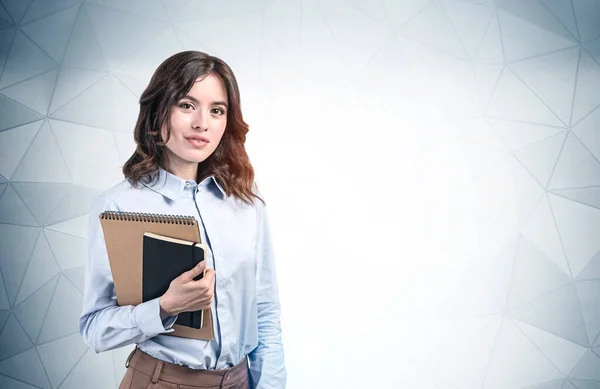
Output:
[{"xmin": 142, "ymin": 232, "xmax": 207, "ymax": 329}]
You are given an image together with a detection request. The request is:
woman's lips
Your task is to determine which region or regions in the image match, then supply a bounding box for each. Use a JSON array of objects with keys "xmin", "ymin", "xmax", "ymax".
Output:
[{"xmin": 186, "ymin": 137, "xmax": 208, "ymax": 148}]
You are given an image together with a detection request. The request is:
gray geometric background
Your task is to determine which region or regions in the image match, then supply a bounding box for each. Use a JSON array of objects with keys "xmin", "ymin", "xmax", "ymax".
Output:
[{"xmin": 0, "ymin": 0, "xmax": 599, "ymax": 388}]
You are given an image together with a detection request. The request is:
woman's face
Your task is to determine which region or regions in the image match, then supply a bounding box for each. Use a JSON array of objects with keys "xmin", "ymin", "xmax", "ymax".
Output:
[{"xmin": 161, "ymin": 74, "xmax": 228, "ymax": 170}]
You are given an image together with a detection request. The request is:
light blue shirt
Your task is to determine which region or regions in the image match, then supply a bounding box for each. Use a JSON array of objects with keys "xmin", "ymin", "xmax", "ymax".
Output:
[{"xmin": 79, "ymin": 167, "xmax": 286, "ymax": 389}]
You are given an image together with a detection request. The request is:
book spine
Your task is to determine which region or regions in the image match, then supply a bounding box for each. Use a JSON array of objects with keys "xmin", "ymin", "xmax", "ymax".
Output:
[{"xmin": 191, "ymin": 243, "xmax": 199, "ymax": 329}]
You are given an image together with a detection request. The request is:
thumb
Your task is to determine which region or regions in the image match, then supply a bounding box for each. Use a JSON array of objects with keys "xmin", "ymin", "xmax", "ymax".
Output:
[{"xmin": 181, "ymin": 260, "xmax": 206, "ymax": 282}]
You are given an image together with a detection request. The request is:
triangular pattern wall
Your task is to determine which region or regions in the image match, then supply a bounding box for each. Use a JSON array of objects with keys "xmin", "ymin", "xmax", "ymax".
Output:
[{"xmin": 0, "ymin": 0, "xmax": 599, "ymax": 388}]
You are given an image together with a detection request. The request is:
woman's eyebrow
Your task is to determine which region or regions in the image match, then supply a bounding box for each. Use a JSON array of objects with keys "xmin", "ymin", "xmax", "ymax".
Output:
[{"xmin": 182, "ymin": 95, "xmax": 228, "ymax": 108}]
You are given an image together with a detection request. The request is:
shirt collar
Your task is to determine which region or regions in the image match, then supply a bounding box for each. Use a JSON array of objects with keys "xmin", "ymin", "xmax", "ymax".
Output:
[{"xmin": 141, "ymin": 167, "xmax": 226, "ymax": 201}]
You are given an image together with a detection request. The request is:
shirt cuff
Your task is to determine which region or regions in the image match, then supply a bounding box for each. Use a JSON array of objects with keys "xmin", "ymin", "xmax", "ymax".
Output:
[
  {"xmin": 133, "ymin": 297, "xmax": 177, "ymax": 336},
  {"xmin": 162, "ymin": 314, "xmax": 178, "ymax": 330}
]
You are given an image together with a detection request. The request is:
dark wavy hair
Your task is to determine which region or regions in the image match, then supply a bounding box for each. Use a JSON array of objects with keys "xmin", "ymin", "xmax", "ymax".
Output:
[{"xmin": 122, "ymin": 50, "xmax": 263, "ymax": 206}]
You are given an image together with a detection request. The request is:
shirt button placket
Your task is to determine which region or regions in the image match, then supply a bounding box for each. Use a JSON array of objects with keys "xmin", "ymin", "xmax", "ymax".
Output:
[{"xmin": 216, "ymin": 270, "xmax": 230, "ymax": 365}]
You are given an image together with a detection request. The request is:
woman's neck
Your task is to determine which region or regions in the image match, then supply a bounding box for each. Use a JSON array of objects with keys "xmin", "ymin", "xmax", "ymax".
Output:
[{"xmin": 163, "ymin": 155, "xmax": 198, "ymax": 182}]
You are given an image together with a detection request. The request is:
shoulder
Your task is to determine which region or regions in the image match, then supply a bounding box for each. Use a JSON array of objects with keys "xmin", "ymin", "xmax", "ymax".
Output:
[
  {"xmin": 250, "ymin": 181, "xmax": 268, "ymax": 221},
  {"xmin": 251, "ymin": 181, "xmax": 265, "ymax": 206},
  {"xmin": 100, "ymin": 178, "xmax": 134, "ymax": 199},
  {"xmin": 89, "ymin": 178, "xmax": 149, "ymax": 213},
  {"xmin": 220, "ymin": 181, "xmax": 266, "ymax": 224}
]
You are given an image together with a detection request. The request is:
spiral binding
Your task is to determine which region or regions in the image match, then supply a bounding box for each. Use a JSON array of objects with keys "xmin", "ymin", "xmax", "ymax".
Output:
[{"xmin": 100, "ymin": 211, "xmax": 196, "ymax": 225}]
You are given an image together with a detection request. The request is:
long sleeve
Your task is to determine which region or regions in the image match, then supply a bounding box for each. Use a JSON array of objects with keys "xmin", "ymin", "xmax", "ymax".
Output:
[
  {"xmin": 248, "ymin": 202, "xmax": 287, "ymax": 389},
  {"xmin": 79, "ymin": 194, "xmax": 178, "ymax": 353}
]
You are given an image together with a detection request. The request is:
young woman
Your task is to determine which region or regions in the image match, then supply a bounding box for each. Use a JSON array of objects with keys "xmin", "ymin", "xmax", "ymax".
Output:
[{"xmin": 79, "ymin": 51, "xmax": 286, "ymax": 389}]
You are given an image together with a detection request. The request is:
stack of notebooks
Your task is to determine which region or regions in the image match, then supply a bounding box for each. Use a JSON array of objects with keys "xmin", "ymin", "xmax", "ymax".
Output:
[{"xmin": 99, "ymin": 211, "xmax": 214, "ymax": 340}]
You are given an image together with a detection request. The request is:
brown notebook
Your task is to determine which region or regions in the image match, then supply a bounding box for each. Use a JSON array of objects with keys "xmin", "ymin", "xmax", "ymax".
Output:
[{"xmin": 99, "ymin": 211, "xmax": 214, "ymax": 340}]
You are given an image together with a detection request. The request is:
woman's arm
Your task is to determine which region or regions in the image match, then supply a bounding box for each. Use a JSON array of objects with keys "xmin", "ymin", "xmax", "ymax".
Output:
[
  {"xmin": 248, "ymin": 202, "xmax": 287, "ymax": 389},
  {"xmin": 79, "ymin": 195, "xmax": 178, "ymax": 353}
]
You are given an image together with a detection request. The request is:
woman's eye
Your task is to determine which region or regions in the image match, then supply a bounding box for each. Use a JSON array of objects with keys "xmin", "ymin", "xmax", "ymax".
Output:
[
  {"xmin": 180, "ymin": 103, "xmax": 193, "ymax": 109},
  {"xmin": 213, "ymin": 108, "xmax": 226, "ymax": 115}
]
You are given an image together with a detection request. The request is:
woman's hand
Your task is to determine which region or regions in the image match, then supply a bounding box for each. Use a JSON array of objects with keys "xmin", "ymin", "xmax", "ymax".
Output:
[{"xmin": 159, "ymin": 260, "xmax": 215, "ymax": 318}]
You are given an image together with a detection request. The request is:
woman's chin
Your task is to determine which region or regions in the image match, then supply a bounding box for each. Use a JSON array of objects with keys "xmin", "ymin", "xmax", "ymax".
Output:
[{"xmin": 184, "ymin": 154, "xmax": 210, "ymax": 164}]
